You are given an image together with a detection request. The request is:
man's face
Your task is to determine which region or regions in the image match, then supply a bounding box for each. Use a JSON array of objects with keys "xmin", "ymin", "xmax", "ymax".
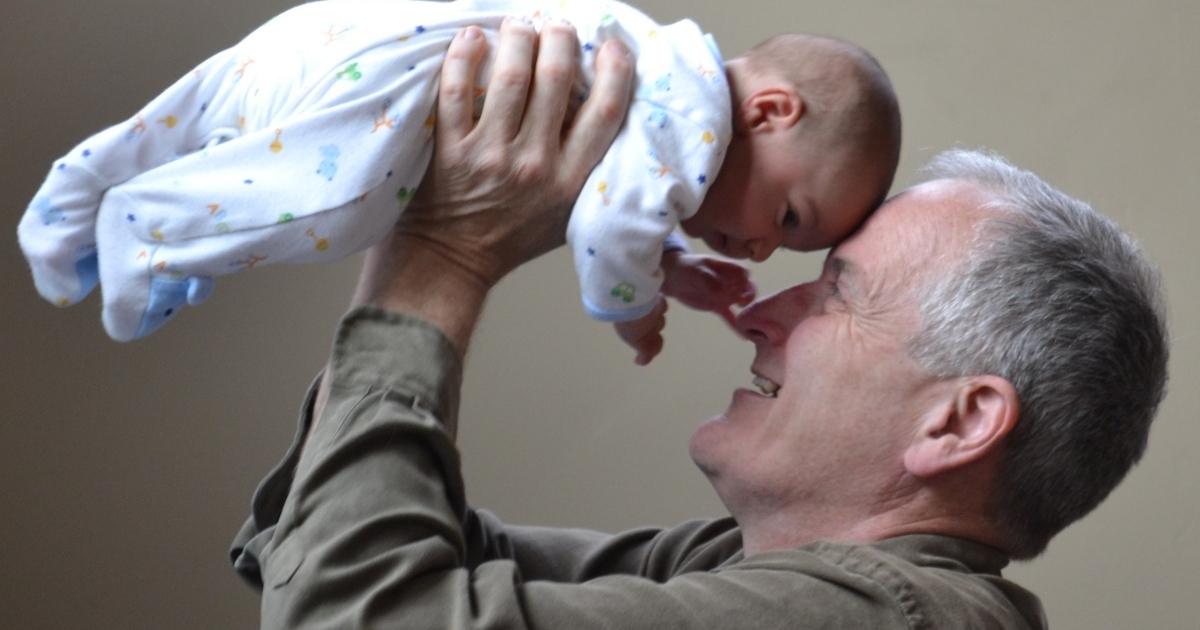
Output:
[
  {"xmin": 679, "ymin": 133, "xmax": 885, "ymax": 261},
  {"xmin": 688, "ymin": 180, "xmax": 982, "ymax": 518}
]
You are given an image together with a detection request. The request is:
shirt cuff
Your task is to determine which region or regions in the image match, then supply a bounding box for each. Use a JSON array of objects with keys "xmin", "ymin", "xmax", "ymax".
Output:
[{"xmin": 329, "ymin": 305, "xmax": 463, "ymax": 430}]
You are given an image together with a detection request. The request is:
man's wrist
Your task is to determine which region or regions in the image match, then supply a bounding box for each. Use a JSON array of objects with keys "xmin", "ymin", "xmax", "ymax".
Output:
[{"xmin": 351, "ymin": 232, "xmax": 490, "ymax": 357}]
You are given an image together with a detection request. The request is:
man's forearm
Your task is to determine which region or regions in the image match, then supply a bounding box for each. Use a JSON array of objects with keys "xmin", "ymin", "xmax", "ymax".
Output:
[{"xmin": 309, "ymin": 232, "xmax": 488, "ymax": 432}]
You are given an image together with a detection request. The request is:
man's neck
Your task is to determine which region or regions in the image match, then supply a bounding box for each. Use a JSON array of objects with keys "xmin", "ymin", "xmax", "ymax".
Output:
[{"xmin": 735, "ymin": 489, "xmax": 1005, "ymax": 557}]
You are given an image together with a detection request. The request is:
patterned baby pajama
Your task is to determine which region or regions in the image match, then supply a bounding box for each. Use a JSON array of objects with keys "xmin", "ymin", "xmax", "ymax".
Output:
[{"xmin": 17, "ymin": 0, "xmax": 730, "ymax": 340}]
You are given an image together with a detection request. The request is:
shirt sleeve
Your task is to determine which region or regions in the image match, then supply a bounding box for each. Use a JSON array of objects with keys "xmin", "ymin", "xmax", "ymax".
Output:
[
  {"xmin": 463, "ymin": 509, "xmax": 745, "ymax": 583},
  {"xmin": 233, "ymin": 306, "xmax": 1030, "ymax": 629}
]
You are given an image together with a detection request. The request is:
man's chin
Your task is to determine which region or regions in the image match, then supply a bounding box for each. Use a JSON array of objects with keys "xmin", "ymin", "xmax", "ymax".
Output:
[{"xmin": 688, "ymin": 412, "xmax": 733, "ymax": 478}]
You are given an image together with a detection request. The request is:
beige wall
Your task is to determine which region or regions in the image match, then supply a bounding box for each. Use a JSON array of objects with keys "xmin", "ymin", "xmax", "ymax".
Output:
[{"xmin": 2, "ymin": 0, "xmax": 1196, "ymax": 627}]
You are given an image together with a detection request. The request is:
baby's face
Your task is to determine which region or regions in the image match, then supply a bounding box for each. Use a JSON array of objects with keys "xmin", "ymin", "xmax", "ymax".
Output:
[{"xmin": 681, "ymin": 135, "xmax": 887, "ymax": 260}]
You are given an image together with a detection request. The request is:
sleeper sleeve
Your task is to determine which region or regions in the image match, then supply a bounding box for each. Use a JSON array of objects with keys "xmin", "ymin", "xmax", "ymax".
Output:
[{"xmin": 565, "ymin": 18, "xmax": 730, "ymax": 323}]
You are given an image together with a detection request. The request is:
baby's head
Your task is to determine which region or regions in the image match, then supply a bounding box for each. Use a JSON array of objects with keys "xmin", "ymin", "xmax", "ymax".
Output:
[{"xmin": 681, "ymin": 34, "xmax": 901, "ymax": 260}]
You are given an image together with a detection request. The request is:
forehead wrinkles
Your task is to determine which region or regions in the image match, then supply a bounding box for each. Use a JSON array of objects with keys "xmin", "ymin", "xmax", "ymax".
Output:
[{"xmin": 844, "ymin": 184, "xmax": 980, "ymax": 324}]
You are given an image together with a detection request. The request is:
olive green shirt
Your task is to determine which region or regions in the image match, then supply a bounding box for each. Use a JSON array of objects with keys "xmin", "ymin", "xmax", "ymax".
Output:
[{"xmin": 231, "ymin": 307, "xmax": 1047, "ymax": 629}]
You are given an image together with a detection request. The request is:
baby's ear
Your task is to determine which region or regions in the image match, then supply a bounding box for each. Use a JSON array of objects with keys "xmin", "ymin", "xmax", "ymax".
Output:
[{"xmin": 738, "ymin": 86, "xmax": 804, "ymax": 133}]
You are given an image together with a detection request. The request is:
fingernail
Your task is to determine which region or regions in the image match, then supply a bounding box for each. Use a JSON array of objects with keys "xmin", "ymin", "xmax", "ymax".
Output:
[
  {"xmin": 605, "ymin": 39, "xmax": 631, "ymax": 58},
  {"xmin": 460, "ymin": 26, "xmax": 481, "ymax": 40}
]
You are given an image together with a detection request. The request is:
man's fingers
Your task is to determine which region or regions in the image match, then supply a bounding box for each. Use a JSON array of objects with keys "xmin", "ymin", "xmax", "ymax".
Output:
[
  {"xmin": 436, "ymin": 26, "xmax": 489, "ymax": 146},
  {"xmin": 561, "ymin": 38, "xmax": 634, "ymax": 183},
  {"xmin": 521, "ymin": 20, "xmax": 580, "ymax": 145},
  {"xmin": 475, "ymin": 17, "xmax": 538, "ymax": 141}
]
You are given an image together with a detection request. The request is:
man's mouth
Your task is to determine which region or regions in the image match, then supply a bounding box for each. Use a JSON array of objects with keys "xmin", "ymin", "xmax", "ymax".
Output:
[{"xmin": 752, "ymin": 375, "xmax": 780, "ymax": 398}]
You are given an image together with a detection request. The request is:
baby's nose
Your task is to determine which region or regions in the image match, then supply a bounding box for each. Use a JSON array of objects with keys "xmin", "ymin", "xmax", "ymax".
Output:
[{"xmin": 748, "ymin": 239, "xmax": 779, "ymax": 262}]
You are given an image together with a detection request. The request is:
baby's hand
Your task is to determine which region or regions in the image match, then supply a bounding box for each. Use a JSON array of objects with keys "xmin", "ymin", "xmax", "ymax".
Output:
[
  {"xmin": 614, "ymin": 296, "xmax": 668, "ymax": 365},
  {"xmin": 660, "ymin": 251, "xmax": 756, "ymax": 327}
]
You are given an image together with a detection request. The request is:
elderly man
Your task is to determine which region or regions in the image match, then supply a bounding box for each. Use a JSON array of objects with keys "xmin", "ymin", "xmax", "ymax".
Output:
[{"xmin": 231, "ymin": 21, "xmax": 1168, "ymax": 629}]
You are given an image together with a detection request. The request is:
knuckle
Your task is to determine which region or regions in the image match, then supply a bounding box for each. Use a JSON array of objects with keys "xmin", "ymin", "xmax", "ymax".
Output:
[
  {"xmin": 474, "ymin": 149, "xmax": 510, "ymax": 177},
  {"xmin": 537, "ymin": 62, "xmax": 574, "ymax": 87},
  {"xmin": 598, "ymin": 47, "xmax": 635, "ymax": 82},
  {"xmin": 438, "ymin": 80, "xmax": 474, "ymax": 105},
  {"xmin": 492, "ymin": 65, "xmax": 531, "ymax": 92},
  {"xmin": 592, "ymin": 94, "xmax": 628, "ymax": 125},
  {"xmin": 512, "ymin": 152, "xmax": 552, "ymax": 186}
]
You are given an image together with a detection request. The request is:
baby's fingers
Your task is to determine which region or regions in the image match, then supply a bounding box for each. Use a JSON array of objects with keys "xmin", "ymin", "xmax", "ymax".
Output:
[
  {"xmin": 634, "ymin": 334, "xmax": 664, "ymax": 366},
  {"xmin": 713, "ymin": 306, "xmax": 739, "ymax": 330}
]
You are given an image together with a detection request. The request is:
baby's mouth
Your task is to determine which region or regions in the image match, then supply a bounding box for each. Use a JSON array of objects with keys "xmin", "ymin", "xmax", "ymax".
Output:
[
  {"xmin": 752, "ymin": 375, "xmax": 780, "ymax": 398},
  {"xmin": 705, "ymin": 234, "xmax": 735, "ymax": 259}
]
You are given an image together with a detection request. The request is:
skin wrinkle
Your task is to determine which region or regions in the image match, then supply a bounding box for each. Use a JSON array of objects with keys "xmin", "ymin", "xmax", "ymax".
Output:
[{"xmin": 691, "ymin": 178, "xmax": 1021, "ymax": 557}]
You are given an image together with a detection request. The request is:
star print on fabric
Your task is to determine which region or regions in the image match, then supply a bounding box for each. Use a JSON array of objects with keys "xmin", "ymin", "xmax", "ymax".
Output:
[
  {"xmin": 582, "ymin": 42, "xmax": 594, "ymax": 52},
  {"xmin": 648, "ymin": 108, "xmax": 668, "ymax": 128},
  {"xmin": 244, "ymin": 179, "xmax": 254, "ymax": 184},
  {"xmin": 587, "ymin": 247, "xmax": 596, "ymax": 256},
  {"xmin": 57, "ymin": 163, "xmax": 66, "ymax": 170},
  {"xmin": 697, "ymin": 174, "xmax": 707, "ymax": 184},
  {"xmin": 127, "ymin": 214, "xmax": 136, "ymax": 222},
  {"xmin": 82, "ymin": 149, "xmax": 92, "ymax": 158}
]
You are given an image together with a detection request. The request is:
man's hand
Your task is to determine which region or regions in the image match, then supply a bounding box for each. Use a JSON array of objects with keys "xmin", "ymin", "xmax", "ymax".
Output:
[
  {"xmin": 613, "ymin": 296, "xmax": 668, "ymax": 365},
  {"xmin": 350, "ymin": 20, "xmax": 635, "ymax": 353},
  {"xmin": 313, "ymin": 21, "xmax": 634, "ymax": 431},
  {"xmin": 399, "ymin": 19, "xmax": 634, "ymax": 287},
  {"xmin": 660, "ymin": 251, "xmax": 756, "ymax": 327}
]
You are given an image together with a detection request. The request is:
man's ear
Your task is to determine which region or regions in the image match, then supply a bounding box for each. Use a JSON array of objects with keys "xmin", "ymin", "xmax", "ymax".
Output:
[
  {"xmin": 737, "ymin": 86, "xmax": 804, "ymax": 133},
  {"xmin": 904, "ymin": 376, "xmax": 1020, "ymax": 478}
]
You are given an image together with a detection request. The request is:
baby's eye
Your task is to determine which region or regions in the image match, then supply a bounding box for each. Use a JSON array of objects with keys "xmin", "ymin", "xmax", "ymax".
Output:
[{"xmin": 782, "ymin": 206, "xmax": 800, "ymax": 228}]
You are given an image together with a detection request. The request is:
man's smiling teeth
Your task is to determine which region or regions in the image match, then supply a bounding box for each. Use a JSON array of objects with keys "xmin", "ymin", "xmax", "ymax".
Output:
[{"xmin": 752, "ymin": 376, "xmax": 780, "ymax": 397}]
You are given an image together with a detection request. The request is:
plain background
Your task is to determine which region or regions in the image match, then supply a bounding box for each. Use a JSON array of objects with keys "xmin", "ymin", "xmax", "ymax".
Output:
[{"xmin": 2, "ymin": 0, "xmax": 1197, "ymax": 627}]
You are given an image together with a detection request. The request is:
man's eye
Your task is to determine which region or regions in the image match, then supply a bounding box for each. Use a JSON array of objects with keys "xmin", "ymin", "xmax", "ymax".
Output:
[{"xmin": 828, "ymin": 279, "xmax": 841, "ymax": 298}]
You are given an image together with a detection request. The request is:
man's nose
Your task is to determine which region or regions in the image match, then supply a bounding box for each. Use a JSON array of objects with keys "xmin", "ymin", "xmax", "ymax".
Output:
[{"xmin": 734, "ymin": 283, "xmax": 815, "ymax": 344}]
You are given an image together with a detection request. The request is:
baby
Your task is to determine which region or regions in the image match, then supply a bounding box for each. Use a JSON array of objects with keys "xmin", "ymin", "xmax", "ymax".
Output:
[{"xmin": 17, "ymin": 0, "xmax": 900, "ymax": 362}]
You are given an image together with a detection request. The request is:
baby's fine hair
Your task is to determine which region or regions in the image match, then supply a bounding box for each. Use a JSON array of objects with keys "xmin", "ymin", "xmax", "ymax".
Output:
[{"xmin": 742, "ymin": 33, "xmax": 902, "ymax": 193}]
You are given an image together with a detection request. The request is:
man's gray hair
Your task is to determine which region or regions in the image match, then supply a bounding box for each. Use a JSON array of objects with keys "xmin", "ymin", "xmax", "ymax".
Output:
[{"xmin": 907, "ymin": 149, "xmax": 1169, "ymax": 559}]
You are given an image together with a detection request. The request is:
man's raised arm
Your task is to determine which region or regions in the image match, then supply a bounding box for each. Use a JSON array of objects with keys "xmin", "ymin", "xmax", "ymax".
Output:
[{"xmin": 349, "ymin": 19, "xmax": 634, "ymax": 355}]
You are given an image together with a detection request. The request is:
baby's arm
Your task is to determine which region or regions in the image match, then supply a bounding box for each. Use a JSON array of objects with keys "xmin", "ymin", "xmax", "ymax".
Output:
[
  {"xmin": 612, "ymin": 250, "xmax": 754, "ymax": 365},
  {"xmin": 660, "ymin": 249, "xmax": 756, "ymax": 327},
  {"xmin": 613, "ymin": 296, "xmax": 668, "ymax": 366}
]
